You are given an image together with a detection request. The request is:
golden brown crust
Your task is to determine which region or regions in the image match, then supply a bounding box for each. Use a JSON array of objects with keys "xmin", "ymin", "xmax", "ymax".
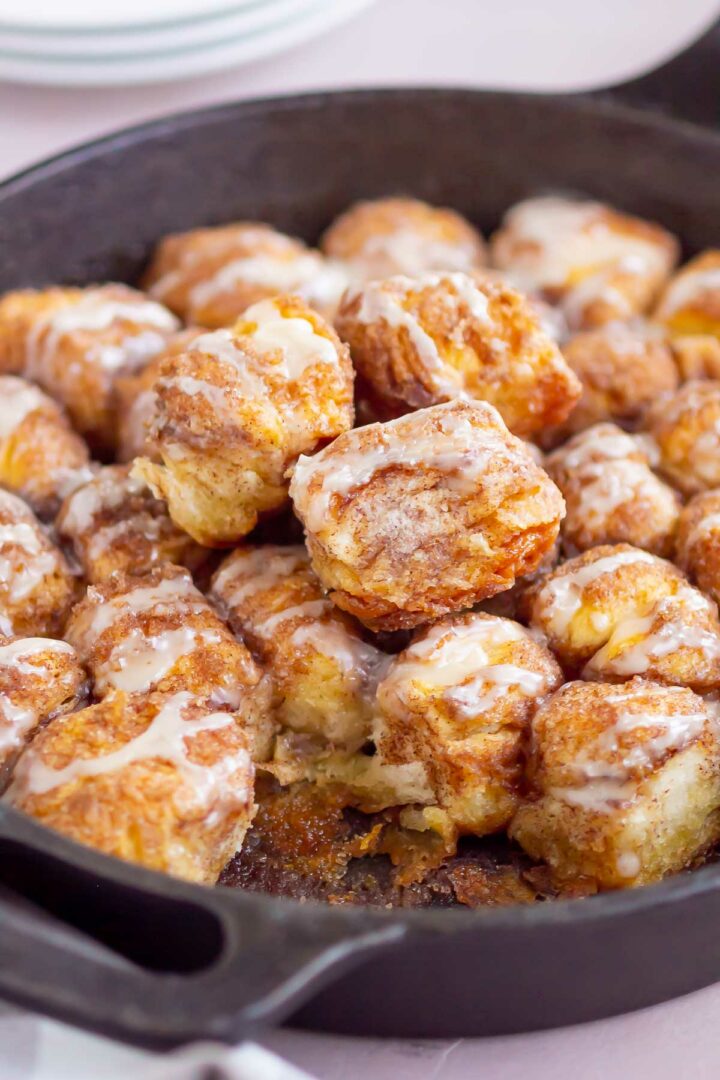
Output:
[
  {"xmin": 542, "ymin": 321, "xmax": 678, "ymax": 446},
  {"xmin": 321, "ymin": 196, "xmax": 487, "ymax": 280},
  {"xmin": 510, "ymin": 678, "xmax": 720, "ymax": 889},
  {"xmin": 0, "ymin": 489, "xmax": 77, "ymax": 637},
  {"xmin": 675, "ymin": 489, "xmax": 720, "ymax": 606},
  {"xmin": 0, "ymin": 375, "xmax": 92, "ymax": 519},
  {"xmin": 490, "ymin": 196, "xmax": 679, "ymax": 330},
  {"xmin": 645, "ymin": 380, "xmax": 720, "ymax": 495},
  {"xmin": 335, "ymin": 271, "xmax": 581, "ymax": 438},
  {"xmin": 375, "ymin": 611, "xmax": 563, "ymax": 839},
  {"xmin": 0, "ymin": 637, "xmax": 86, "ymax": 769},
  {"xmin": 671, "ymin": 334, "xmax": 720, "ymax": 381},
  {"xmin": 134, "ymin": 295, "xmax": 354, "ymax": 546},
  {"xmin": 64, "ymin": 566, "xmax": 271, "ymax": 732},
  {"xmin": 0, "ymin": 285, "xmax": 179, "ymax": 451},
  {"xmin": 142, "ymin": 222, "xmax": 348, "ymax": 326},
  {"xmin": 7, "ymin": 691, "xmax": 257, "ymax": 884},
  {"xmin": 525, "ymin": 543, "xmax": 720, "ymax": 691},
  {"xmin": 545, "ymin": 424, "xmax": 681, "ymax": 557},
  {"xmin": 290, "ymin": 399, "xmax": 565, "ymax": 631},
  {"xmin": 114, "ymin": 328, "xmax": 206, "ymax": 462},
  {"xmin": 655, "ymin": 250, "xmax": 720, "ymax": 337},
  {"xmin": 56, "ymin": 465, "xmax": 206, "ymax": 583},
  {"xmin": 211, "ymin": 545, "xmax": 385, "ymax": 749}
]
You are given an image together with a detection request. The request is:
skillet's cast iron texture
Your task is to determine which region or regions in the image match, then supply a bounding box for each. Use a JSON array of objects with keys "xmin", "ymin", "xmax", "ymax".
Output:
[{"xmin": 1, "ymin": 86, "xmax": 720, "ymax": 1048}]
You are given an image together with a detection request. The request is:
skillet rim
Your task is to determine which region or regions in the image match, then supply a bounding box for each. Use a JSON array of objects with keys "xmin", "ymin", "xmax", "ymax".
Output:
[
  {"xmin": 3, "ymin": 84, "xmax": 720, "ymax": 201},
  {"xmin": 3, "ymin": 84, "xmax": 720, "ymax": 933}
]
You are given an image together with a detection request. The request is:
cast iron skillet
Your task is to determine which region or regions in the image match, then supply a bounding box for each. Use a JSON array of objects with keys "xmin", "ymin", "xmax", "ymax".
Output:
[{"xmin": 0, "ymin": 24, "xmax": 720, "ymax": 1049}]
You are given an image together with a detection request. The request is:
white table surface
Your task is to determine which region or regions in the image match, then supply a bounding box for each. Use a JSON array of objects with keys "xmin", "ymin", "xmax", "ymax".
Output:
[{"xmin": 2, "ymin": 1, "xmax": 720, "ymax": 1077}]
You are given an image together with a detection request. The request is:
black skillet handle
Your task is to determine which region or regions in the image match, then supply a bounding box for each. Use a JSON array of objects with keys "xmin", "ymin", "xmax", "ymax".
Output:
[
  {"xmin": 596, "ymin": 16, "xmax": 720, "ymax": 127},
  {"xmin": 0, "ymin": 806, "xmax": 406, "ymax": 1049}
]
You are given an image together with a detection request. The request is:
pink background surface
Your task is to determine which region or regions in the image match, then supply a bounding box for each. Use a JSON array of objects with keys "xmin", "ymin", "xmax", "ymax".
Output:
[{"xmin": 2, "ymin": 1, "xmax": 720, "ymax": 1076}]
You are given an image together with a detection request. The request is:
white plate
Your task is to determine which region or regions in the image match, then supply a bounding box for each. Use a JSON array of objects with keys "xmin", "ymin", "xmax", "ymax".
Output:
[
  {"xmin": 0, "ymin": 0, "xmax": 321, "ymax": 56},
  {"xmin": 0, "ymin": 0, "xmax": 374, "ymax": 84},
  {"xmin": 0, "ymin": 0, "xmax": 271, "ymax": 31}
]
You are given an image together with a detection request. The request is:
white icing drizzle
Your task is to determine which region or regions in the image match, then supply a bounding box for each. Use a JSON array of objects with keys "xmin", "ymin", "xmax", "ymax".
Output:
[
  {"xmin": 290, "ymin": 619, "xmax": 389, "ymax": 683},
  {"xmin": 353, "ymin": 272, "xmax": 490, "ymax": 393},
  {"xmin": 212, "ymin": 546, "xmax": 386, "ymax": 687},
  {"xmin": 380, "ymin": 616, "xmax": 548, "ymax": 719},
  {"xmin": 549, "ymin": 424, "xmax": 642, "ymax": 472},
  {"xmin": 0, "ymin": 521, "xmax": 58, "ymax": 602},
  {"xmin": 69, "ymin": 573, "xmax": 209, "ymax": 643},
  {"xmin": 60, "ymin": 469, "xmax": 172, "ymax": 564},
  {"xmin": 587, "ymin": 592, "xmax": 720, "ymax": 677},
  {"xmin": 688, "ymin": 511, "xmax": 720, "ymax": 549},
  {"xmin": 291, "ymin": 401, "xmax": 512, "ymax": 534},
  {"xmin": 354, "ymin": 228, "xmax": 479, "ymax": 278},
  {"xmin": 147, "ymin": 226, "xmax": 296, "ymax": 300},
  {"xmin": 121, "ymin": 387, "xmax": 156, "ymax": 459},
  {"xmin": 53, "ymin": 464, "xmax": 97, "ymax": 502},
  {"xmin": 550, "ymin": 777, "xmax": 638, "ymax": 812},
  {"xmin": 561, "ymin": 255, "xmax": 647, "ymax": 327},
  {"xmin": 26, "ymin": 292, "xmax": 178, "ymax": 381},
  {"xmin": 189, "ymin": 250, "xmax": 328, "ymax": 308},
  {"xmin": 99, "ymin": 626, "xmax": 221, "ymax": 696},
  {"xmin": 555, "ymin": 685, "xmax": 708, "ymax": 813},
  {"xmin": 8, "ymin": 692, "xmax": 252, "ymax": 816},
  {"xmin": 0, "ymin": 378, "xmax": 49, "ymax": 439},
  {"xmin": 538, "ymin": 550, "xmax": 656, "ymax": 637},
  {"xmin": 657, "ymin": 266, "xmax": 720, "ymax": 317},
  {"xmin": 691, "ymin": 417, "xmax": 720, "ymax": 485},
  {"xmin": 495, "ymin": 197, "xmax": 666, "ymax": 293},
  {"xmin": 184, "ymin": 329, "xmax": 266, "ymax": 398},
  {"xmin": 573, "ymin": 460, "xmax": 667, "ymax": 525},
  {"xmin": 616, "ymin": 852, "xmax": 642, "ymax": 878},
  {"xmin": 60, "ymin": 468, "xmax": 141, "ymax": 536},
  {"xmin": 256, "ymin": 600, "xmax": 329, "ymax": 635},
  {"xmin": 168, "ymin": 375, "xmax": 232, "ymax": 412},
  {"xmin": 242, "ymin": 298, "xmax": 338, "ymax": 378},
  {"xmin": 548, "ymin": 423, "xmax": 672, "ymax": 526},
  {"xmin": 356, "ymin": 278, "xmax": 442, "ymax": 369},
  {"xmin": 212, "ymin": 547, "xmax": 309, "ymax": 609},
  {"xmin": 0, "ymin": 637, "xmax": 74, "ymax": 673},
  {"xmin": 0, "ymin": 639, "xmax": 77, "ymax": 755}
]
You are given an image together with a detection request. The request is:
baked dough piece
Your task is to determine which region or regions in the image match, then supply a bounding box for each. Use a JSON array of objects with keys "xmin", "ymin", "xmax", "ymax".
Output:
[
  {"xmin": 644, "ymin": 380, "xmax": 720, "ymax": 496},
  {"xmin": 7, "ymin": 690, "xmax": 256, "ymax": 884},
  {"xmin": 0, "ymin": 636, "xmax": 85, "ymax": 771},
  {"xmin": 490, "ymin": 196, "xmax": 679, "ymax": 330},
  {"xmin": 320, "ymin": 196, "xmax": 487, "ymax": 282},
  {"xmin": 545, "ymin": 424, "xmax": 680, "ymax": 556},
  {"xmin": 510, "ymin": 678, "xmax": 720, "ymax": 889},
  {"xmin": 64, "ymin": 567, "xmax": 272, "ymax": 747},
  {"xmin": 525, "ymin": 543, "xmax": 720, "ymax": 691},
  {"xmin": 335, "ymin": 271, "xmax": 581, "ymax": 438},
  {"xmin": 656, "ymin": 249, "xmax": 720, "ymax": 333},
  {"xmin": 374, "ymin": 612, "xmax": 563, "ymax": 840},
  {"xmin": 114, "ymin": 329, "xmax": 205, "ymax": 462},
  {"xmin": 56, "ymin": 465, "xmax": 205, "ymax": 584},
  {"xmin": 542, "ymin": 321, "xmax": 678, "ymax": 446},
  {"xmin": 0, "ymin": 285, "xmax": 179, "ymax": 451},
  {"xmin": 142, "ymin": 222, "xmax": 348, "ymax": 326},
  {"xmin": 660, "ymin": 252, "xmax": 720, "ymax": 380},
  {"xmin": 133, "ymin": 295, "xmax": 354, "ymax": 546},
  {"xmin": 676, "ymin": 490, "xmax": 720, "ymax": 606},
  {"xmin": 211, "ymin": 545, "xmax": 386, "ymax": 749},
  {"xmin": 289, "ymin": 399, "xmax": 565, "ymax": 631},
  {"xmin": 0, "ymin": 376, "xmax": 93, "ymax": 519},
  {"xmin": 0, "ymin": 489, "xmax": 76, "ymax": 638}
]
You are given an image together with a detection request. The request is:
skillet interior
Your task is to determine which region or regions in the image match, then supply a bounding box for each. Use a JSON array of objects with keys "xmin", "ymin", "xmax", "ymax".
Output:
[{"xmin": 2, "ymin": 88, "xmax": 720, "ymax": 1043}]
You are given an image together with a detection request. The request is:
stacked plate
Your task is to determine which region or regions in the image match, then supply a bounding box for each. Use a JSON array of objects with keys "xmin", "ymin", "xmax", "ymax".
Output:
[{"xmin": 0, "ymin": 0, "xmax": 375, "ymax": 86}]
